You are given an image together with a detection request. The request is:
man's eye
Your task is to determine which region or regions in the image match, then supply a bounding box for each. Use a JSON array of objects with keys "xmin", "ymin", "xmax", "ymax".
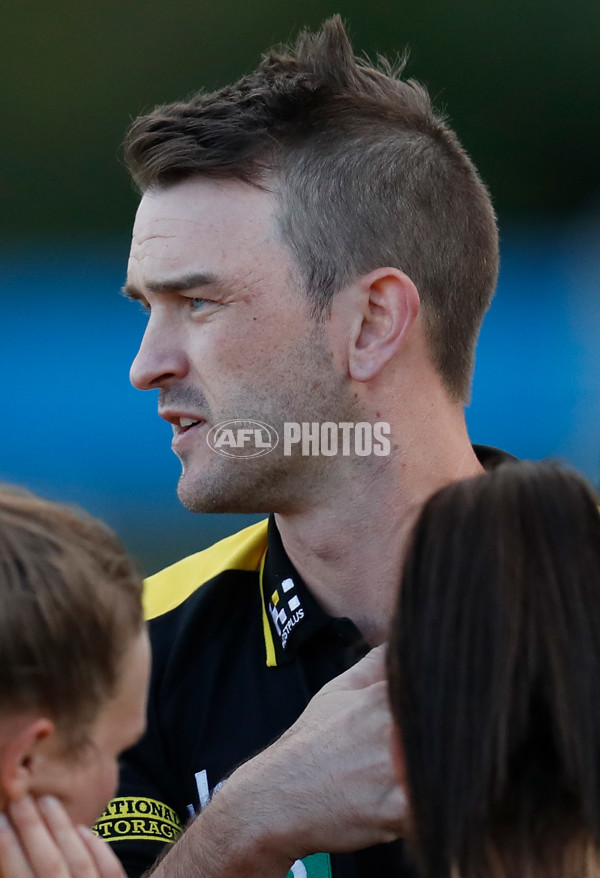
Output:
[{"xmin": 190, "ymin": 298, "xmax": 208, "ymax": 311}]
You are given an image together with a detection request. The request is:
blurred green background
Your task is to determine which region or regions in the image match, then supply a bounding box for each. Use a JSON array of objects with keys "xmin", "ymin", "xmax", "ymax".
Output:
[
  {"xmin": 3, "ymin": 0, "xmax": 599, "ymax": 236},
  {"xmin": 1, "ymin": 2, "xmax": 599, "ymax": 573}
]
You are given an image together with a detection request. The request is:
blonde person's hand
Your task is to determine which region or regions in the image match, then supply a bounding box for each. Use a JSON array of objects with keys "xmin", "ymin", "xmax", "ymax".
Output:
[{"xmin": 0, "ymin": 796, "xmax": 125, "ymax": 878}]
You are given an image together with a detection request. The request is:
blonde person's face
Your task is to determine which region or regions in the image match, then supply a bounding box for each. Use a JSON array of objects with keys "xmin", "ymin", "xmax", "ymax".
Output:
[{"xmin": 33, "ymin": 629, "xmax": 151, "ymax": 826}]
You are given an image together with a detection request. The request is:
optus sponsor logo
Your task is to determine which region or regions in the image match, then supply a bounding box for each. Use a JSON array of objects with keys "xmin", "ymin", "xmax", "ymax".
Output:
[{"xmin": 206, "ymin": 420, "xmax": 279, "ymax": 458}]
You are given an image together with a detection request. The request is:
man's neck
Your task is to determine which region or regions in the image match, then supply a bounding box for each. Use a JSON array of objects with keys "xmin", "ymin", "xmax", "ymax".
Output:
[{"xmin": 275, "ymin": 426, "xmax": 484, "ymax": 645}]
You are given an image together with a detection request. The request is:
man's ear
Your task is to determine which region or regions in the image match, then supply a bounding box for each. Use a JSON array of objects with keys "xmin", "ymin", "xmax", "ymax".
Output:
[
  {"xmin": 0, "ymin": 717, "xmax": 56, "ymax": 802},
  {"xmin": 348, "ymin": 268, "xmax": 420, "ymax": 382}
]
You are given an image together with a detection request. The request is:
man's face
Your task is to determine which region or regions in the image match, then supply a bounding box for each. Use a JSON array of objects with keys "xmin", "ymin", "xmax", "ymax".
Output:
[{"xmin": 126, "ymin": 177, "xmax": 358, "ymax": 513}]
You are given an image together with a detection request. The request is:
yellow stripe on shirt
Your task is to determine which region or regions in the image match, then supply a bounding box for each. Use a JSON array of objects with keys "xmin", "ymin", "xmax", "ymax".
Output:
[{"xmin": 143, "ymin": 518, "xmax": 269, "ymax": 620}]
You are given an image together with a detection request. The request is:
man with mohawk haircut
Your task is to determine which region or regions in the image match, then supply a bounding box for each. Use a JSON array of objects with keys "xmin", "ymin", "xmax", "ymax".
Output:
[{"xmin": 107, "ymin": 15, "xmax": 506, "ymax": 878}]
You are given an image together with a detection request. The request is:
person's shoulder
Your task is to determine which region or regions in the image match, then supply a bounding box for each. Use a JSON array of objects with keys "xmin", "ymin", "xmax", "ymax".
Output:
[
  {"xmin": 474, "ymin": 444, "xmax": 518, "ymax": 469},
  {"xmin": 143, "ymin": 518, "xmax": 269, "ymax": 621}
]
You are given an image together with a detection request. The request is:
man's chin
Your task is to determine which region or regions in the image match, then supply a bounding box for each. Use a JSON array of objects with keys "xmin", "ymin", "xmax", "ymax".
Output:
[
  {"xmin": 176, "ymin": 474, "xmax": 267, "ymax": 514},
  {"xmin": 176, "ymin": 477, "xmax": 221, "ymax": 513}
]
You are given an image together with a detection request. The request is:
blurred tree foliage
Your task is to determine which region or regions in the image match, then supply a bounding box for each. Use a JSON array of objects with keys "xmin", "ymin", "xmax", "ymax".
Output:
[{"xmin": 2, "ymin": 0, "xmax": 599, "ymax": 236}]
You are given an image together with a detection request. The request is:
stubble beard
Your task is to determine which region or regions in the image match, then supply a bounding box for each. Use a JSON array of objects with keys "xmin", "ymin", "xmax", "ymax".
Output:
[
  {"xmin": 176, "ymin": 360, "xmax": 363, "ymax": 515},
  {"xmin": 177, "ymin": 446, "xmax": 317, "ymax": 514}
]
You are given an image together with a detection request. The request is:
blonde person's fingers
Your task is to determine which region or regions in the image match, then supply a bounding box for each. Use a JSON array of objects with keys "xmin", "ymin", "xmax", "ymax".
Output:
[
  {"xmin": 38, "ymin": 796, "xmax": 109, "ymax": 878},
  {"xmin": 8, "ymin": 797, "xmax": 70, "ymax": 877},
  {"xmin": 78, "ymin": 827, "xmax": 127, "ymax": 878},
  {"xmin": 8, "ymin": 796, "xmax": 99, "ymax": 878},
  {"xmin": 0, "ymin": 812, "xmax": 35, "ymax": 878}
]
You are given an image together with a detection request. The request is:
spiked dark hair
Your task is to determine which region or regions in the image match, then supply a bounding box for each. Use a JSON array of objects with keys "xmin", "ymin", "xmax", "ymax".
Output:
[{"xmin": 125, "ymin": 17, "xmax": 498, "ymax": 401}]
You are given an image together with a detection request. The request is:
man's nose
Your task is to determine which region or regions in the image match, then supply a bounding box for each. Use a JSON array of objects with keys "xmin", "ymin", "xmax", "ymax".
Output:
[{"xmin": 130, "ymin": 320, "xmax": 189, "ymax": 391}]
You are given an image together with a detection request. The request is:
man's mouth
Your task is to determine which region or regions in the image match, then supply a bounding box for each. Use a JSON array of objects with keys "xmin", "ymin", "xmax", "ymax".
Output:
[
  {"xmin": 157, "ymin": 407, "xmax": 211, "ymax": 453},
  {"xmin": 172, "ymin": 417, "xmax": 206, "ymax": 439},
  {"xmin": 168, "ymin": 417, "xmax": 208, "ymax": 452},
  {"xmin": 159, "ymin": 410, "xmax": 207, "ymax": 439}
]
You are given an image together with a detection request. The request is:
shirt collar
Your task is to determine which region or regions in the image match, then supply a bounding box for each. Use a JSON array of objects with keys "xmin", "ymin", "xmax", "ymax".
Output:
[
  {"xmin": 260, "ymin": 515, "xmax": 361, "ymax": 667},
  {"xmin": 473, "ymin": 443, "xmax": 518, "ymax": 469}
]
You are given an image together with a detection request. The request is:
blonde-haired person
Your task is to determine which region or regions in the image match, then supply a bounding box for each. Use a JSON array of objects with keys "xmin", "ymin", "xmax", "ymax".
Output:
[
  {"xmin": 388, "ymin": 462, "xmax": 600, "ymax": 878},
  {"xmin": 0, "ymin": 486, "xmax": 149, "ymax": 877}
]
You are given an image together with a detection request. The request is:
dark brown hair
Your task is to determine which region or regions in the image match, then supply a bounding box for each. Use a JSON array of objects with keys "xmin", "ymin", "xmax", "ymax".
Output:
[
  {"xmin": 124, "ymin": 16, "xmax": 498, "ymax": 402},
  {"xmin": 388, "ymin": 462, "xmax": 600, "ymax": 878},
  {"xmin": 0, "ymin": 486, "xmax": 143, "ymax": 748}
]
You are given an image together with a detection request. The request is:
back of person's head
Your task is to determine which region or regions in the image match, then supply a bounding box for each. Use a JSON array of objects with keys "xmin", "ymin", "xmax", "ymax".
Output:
[
  {"xmin": 388, "ymin": 462, "xmax": 600, "ymax": 878},
  {"xmin": 124, "ymin": 16, "xmax": 498, "ymax": 402},
  {"xmin": 0, "ymin": 485, "xmax": 143, "ymax": 749}
]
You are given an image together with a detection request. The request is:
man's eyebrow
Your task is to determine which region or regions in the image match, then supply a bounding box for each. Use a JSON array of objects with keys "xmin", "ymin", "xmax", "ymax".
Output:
[{"xmin": 121, "ymin": 272, "xmax": 220, "ymax": 300}]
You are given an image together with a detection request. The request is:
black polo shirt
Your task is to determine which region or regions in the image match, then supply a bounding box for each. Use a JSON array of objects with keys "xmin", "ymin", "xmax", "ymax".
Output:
[{"xmin": 98, "ymin": 445, "xmax": 512, "ymax": 878}]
